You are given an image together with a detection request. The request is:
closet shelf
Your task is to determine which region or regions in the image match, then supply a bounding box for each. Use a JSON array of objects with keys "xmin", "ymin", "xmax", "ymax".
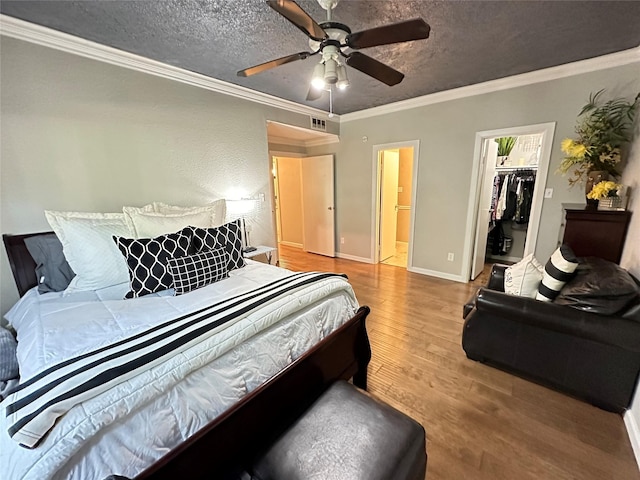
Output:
[{"xmin": 495, "ymin": 165, "xmax": 538, "ymax": 171}]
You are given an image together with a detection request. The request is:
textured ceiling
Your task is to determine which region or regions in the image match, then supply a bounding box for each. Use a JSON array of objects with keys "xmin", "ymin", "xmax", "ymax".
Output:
[{"xmin": 2, "ymin": 1, "xmax": 640, "ymax": 115}]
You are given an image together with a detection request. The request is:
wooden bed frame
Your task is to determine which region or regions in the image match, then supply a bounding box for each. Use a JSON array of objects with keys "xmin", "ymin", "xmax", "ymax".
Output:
[{"xmin": 3, "ymin": 232, "xmax": 372, "ymax": 479}]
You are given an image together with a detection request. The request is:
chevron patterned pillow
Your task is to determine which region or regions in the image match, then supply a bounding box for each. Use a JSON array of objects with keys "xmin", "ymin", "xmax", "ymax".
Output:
[
  {"xmin": 184, "ymin": 219, "xmax": 246, "ymax": 272},
  {"xmin": 114, "ymin": 231, "xmax": 191, "ymax": 298}
]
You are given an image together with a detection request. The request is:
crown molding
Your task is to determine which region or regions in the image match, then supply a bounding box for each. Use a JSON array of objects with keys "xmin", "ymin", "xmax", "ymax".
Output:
[
  {"xmin": 305, "ymin": 135, "xmax": 339, "ymax": 147},
  {"xmin": 268, "ymin": 134, "xmax": 339, "ymax": 148},
  {"xmin": 0, "ymin": 14, "xmax": 338, "ymax": 120},
  {"xmin": 268, "ymin": 135, "xmax": 306, "ymax": 148},
  {"xmin": 266, "ymin": 121, "xmax": 340, "ymax": 148},
  {"xmin": 3, "ymin": 14, "xmax": 637, "ymax": 125},
  {"xmin": 341, "ymin": 45, "xmax": 640, "ymax": 122}
]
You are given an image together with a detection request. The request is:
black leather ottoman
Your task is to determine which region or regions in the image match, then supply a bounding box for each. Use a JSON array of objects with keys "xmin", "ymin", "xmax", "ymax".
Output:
[{"xmin": 250, "ymin": 381, "xmax": 427, "ymax": 480}]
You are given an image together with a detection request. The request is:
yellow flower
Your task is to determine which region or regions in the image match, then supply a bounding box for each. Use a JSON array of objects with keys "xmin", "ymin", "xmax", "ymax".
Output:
[
  {"xmin": 587, "ymin": 180, "xmax": 621, "ymax": 200},
  {"xmin": 561, "ymin": 139, "xmax": 587, "ymax": 158},
  {"xmin": 570, "ymin": 143, "xmax": 587, "ymax": 158},
  {"xmin": 561, "ymin": 138, "xmax": 574, "ymax": 154}
]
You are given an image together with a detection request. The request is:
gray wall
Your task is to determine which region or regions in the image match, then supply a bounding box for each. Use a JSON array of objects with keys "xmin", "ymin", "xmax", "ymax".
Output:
[
  {"xmin": 0, "ymin": 37, "xmax": 337, "ymax": 315},
  {"xmin": 2, "ymin": 34, "xmax": 639, "ymax": 317},
  {"xmin": 336, "ymin": 64, "xmax": 640, "ymax": 276}
]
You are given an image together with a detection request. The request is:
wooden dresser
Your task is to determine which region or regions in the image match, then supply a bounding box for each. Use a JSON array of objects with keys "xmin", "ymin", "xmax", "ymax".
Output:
[{"xmin": 559, "ymin": 203, "xmax": 632, "ymax": 264}]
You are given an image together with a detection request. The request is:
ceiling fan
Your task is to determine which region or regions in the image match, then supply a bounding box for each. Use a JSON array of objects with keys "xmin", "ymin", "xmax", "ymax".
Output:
[{"xmin": 237, "ymin": 0, "xmax": 431, "ymax": 101}]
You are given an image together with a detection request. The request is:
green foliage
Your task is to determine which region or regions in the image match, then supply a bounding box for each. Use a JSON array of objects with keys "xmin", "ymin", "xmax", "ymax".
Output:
[
  {"xmin": 579, "ymin": 90, "xmax": 639, "ymax": 149},
  {"xmin": 557, "ymin": 90, "xmax": 639, "ymax": 186},
  {"xmin": 495, "ymin": 136, "xmax": 516, "ymax": 156}
]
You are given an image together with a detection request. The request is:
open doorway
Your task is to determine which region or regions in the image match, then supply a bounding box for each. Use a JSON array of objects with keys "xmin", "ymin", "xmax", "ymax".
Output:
[
  {"xmin": 272, "ymin": 154, "xmax": 336, "ymax": 257},
  {"xmin": 266, "ymin": 121, "xmax": 339, "ymax": 258},
  {"xmin": 372, "ymin": 141, "xmax": 419, "ymax": 268},
  {"xmin": 466, "ymin": 123, "xmax": 556, "ymax": 280}
]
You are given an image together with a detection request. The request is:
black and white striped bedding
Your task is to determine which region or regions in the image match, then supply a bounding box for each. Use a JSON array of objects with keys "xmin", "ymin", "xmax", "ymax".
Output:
[{"xmin": 6, "ymin": 271, "xmax": 346, "ymax": 448}]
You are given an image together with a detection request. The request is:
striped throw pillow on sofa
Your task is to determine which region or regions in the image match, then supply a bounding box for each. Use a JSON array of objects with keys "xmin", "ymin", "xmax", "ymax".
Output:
[{"xmin": 536, "ymin": 245, "xmax": 579, "ymax": 302}]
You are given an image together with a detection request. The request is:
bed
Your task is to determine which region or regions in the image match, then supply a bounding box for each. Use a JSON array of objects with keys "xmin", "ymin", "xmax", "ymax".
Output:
[{"xmin": 2, "ymin": 231, "xmax": 371, "ymax": 480}]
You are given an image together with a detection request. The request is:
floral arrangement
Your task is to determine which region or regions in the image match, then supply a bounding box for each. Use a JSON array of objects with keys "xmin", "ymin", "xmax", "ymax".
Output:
[
  {"xmin": 586, "ymin": 180, "xmax": 622, "ymax": 200},
  {"xmin": 557, "ymin": 90, "xmax": 639, "ymax": 186}
]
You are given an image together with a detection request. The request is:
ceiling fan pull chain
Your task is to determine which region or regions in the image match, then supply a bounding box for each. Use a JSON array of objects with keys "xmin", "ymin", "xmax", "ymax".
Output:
[{"xmin": 328, "ymin": 85, "xmax": 334, "ymax": 118}]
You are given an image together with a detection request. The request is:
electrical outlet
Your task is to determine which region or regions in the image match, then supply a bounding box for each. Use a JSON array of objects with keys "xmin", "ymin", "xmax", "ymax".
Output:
[
  {"xmin": 544, "ymin": 188, "xmax": 553, "ymax": 198},
  {"xmin": 447, "ymin": 253, "xmax": 454, "ymax": 262},
  {"xmin": 340, "ymin": 237, "xmax": 345, "ymax": 245},
  {"xmin": 259, "ymin": 193, "xmax": 265, "ymax": 202}
]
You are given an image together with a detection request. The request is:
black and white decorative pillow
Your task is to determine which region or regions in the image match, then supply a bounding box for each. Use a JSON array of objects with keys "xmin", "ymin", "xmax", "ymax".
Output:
[
  {"xmin": 167, "ymin": 248, "xmax": 229, "ymax": 295},
  {"xmin": 113, "ymin": 231, "xmax": 190, "ymax": 298},
  {"xmin": 184, "ymin": 219, "xmax": 245, "ymax": 271},
  {"xmin": 536, "ymin": 244, "xmax": 579, "ymax": 302}
]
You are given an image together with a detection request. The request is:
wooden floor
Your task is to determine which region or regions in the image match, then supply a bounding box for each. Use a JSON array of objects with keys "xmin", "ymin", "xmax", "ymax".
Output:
[{"xmin": 277, "ymin": 245, "xmax": 639, "ymax": 480}]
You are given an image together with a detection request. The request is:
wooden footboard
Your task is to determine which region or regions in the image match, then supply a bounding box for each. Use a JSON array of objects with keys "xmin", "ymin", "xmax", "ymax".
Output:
[{"xmin": 136, "ymin": 305, "xmax": 371, "ymax": 480}]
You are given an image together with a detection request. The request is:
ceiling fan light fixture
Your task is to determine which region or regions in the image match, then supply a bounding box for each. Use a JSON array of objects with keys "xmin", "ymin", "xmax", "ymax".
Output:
[
  {"xmin": 323, "ymin": 58, "xmax": 338, "ymax": 84},
  {"xmin": 311, "ymin": 62, "xmax": 326, "ymax": 89},
  {"xmin": 336, "ymin": 64, "xmax": 349, "ymax": 90}
]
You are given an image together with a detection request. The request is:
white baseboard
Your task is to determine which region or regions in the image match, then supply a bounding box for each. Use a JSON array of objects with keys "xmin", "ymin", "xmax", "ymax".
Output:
[
  {"xmin": 407, "ymin": 265, "xmax": 467, "ymax": 283},
  {"xmin": 624, "ymin": 411, "xmax": 640, "ymax": 471},
  {"xmin": 278, "ymin": 241, "xmax": 302, "ymax": 248},
  {"xmin": 336, "ymin": 252, "xmax": 375, "ymax": 264}
]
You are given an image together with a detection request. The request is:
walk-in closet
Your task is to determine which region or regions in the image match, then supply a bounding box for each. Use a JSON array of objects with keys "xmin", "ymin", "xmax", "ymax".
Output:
[
  {"xmin": 486, "ymin": 134, "xmax": 542, "ymax": 262},
  {"xmin": 470, "ymin": 123, "xmax": 554, "ymax": 280}
]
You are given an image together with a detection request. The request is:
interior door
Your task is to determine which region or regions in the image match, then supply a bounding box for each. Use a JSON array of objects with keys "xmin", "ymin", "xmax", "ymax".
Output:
[
  {"xmin": 379, "ymin": 150, "xmax": 399, "ymax": 262},
  {"xmin": 471, "ymin": 140, "xmax": 496, "ymax": 279},
  {"xmin": 301, "ymin": 154, "xmax": 335, "ymax": 257},
  {"xmin": 272, "ymin": 157, "xmax": 282, "ymax": 243}
]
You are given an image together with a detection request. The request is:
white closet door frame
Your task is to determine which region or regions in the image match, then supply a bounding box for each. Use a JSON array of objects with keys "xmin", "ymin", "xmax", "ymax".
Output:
[{"xmin": 462, "ymin": 122, "xmax": 556, "ymax": 281}]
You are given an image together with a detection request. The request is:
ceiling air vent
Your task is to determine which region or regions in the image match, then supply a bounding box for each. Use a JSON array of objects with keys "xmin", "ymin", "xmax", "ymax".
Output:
[{"xmin": 310, "ymin": 117, "xmax": 327, "ymax": 132}]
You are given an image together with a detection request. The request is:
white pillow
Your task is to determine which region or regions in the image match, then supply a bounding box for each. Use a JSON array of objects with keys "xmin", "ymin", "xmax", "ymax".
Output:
[
  {"xmin": 45, "ymin": 211, "xmax": 131, "ymax": 293},
  {"xmin": 123, "ymin": 209, "xmax": 213, "ymax": 238},
  {"xmin": 153, "ymin": 199, "xmax": 226, "ymax": 227},
  {"xmin": 504, "ymin": 254, "xmax": 544, "ymax": 298},
  {"xmin": 121, "ymin": 204, "xmax": 155, "ymax": 215}
]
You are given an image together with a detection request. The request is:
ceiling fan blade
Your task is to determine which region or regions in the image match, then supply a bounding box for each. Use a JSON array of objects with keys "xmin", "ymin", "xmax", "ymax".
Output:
[
  {"xmin": 346, "ymin": 18, "xmax": 430, "ymax": 49},
  {"xmin": 267, "ymin": 0, "xmax": 327, "ymax": 41},
  {"xmin": 345, "ymin": 52, "xmax": 404, "ymax": 86},
  {"xmin": 306, "ymin": 86, "xmax": 324, "ymax": 101},
  {"xmin": 237, "ymin": 51, "xmax": 311, "ymax": 77}
]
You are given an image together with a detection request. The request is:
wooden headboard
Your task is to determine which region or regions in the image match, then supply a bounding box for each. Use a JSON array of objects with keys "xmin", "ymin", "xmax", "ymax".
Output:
[{"xmin": 2, "ymin": 232, "xmax": 53, "ymax": 297}]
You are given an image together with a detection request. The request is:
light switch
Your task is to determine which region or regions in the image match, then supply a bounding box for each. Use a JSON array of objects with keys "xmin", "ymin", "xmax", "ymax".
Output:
[
  {"xmin": 398, "ymin": 186, "xmax": 403, "ymax": 193},
  {"xmin": 544, "ymin": 188, "xmax": 553, "ymax": 198}
]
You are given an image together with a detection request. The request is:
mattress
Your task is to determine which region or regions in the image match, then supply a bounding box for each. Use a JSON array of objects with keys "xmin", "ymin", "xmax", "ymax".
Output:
[{"xmin": 1, "ymin": 260, "xmax": 358, "ymax": 480}]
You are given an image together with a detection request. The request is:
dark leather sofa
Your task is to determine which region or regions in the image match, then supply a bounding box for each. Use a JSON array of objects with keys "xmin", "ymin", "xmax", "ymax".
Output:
[{"xmin": 462, "ymin": 261, "xmax": 640, "ymax": 413}]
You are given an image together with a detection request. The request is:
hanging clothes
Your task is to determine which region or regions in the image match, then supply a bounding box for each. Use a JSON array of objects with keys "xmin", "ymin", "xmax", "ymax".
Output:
[
  {"xmin": 486, "ymin": 169, "xmax": 536, "ymax": 257},
  {"xmin": 514, "ymin": 173, "xmax": 536, "ymax": 224},
  {"xmin": 495, "ymin": 174, "xmax": 509, "ymax": 221},
  {"xmin": 490, "ymin": 170, "xmax": 536, "ymax": 223},
  {"xmin": 489, "ymin": 175, "xmax": 502, "ymax": 222}
]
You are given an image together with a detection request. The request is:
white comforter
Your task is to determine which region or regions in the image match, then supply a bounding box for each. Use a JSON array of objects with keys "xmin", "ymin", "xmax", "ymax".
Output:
[{"xmin": 1, "ymin": 261, "xmax": 358, "ymax": 480}]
